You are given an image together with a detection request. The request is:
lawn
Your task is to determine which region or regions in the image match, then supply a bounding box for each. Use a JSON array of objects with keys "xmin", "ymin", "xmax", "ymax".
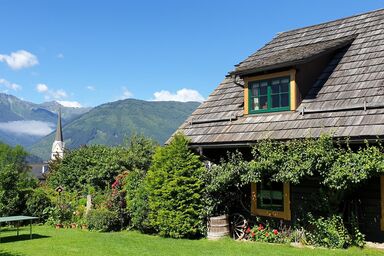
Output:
[{"xmin": 0, "ymin": 225, "xmax": 382, "ymax": 256}]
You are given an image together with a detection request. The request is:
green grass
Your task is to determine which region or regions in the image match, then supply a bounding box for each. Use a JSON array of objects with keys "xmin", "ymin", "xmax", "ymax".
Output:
[{"xmin": 0, "ymin": 225, "xmax": 382, "ymax": 256}]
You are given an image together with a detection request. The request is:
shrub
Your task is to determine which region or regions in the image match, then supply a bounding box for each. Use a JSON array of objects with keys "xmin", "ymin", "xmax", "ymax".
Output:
[
  {"xmin": 125, "ymin": 169, "xmax": 151, "ymax": 232},
  {"xmin": 105, "ymin": 172, "xmax": 129, "ymax": 230},
  {"xmin": 86, "ymin": 208, "xmax": 120, "ymax": 232},
  {"xmin": 247, "ymin": 222, "xmax": 292, "ymax": 244},
  {"xmin": 145, "ymin": 134, "xmax": 205, "ymax": 238},
  {"xmin": 306, "ymin": 215, "xmax": 351, "ymax": 249},
  {"xmin": 204, "ymin": 151, "xmax": 249, "ymax": 216},
  {"xmin": 25, "ymin": 187, "xmax": 52, "ymax": 221},
  {"xmin": 43, "ymin": 190, "xmax": 78, "ymax": 226},
  {"xmin": 248, "ymin": 224, "xmax": 281, "ymax": 243},
  {"xmin": 349, "ymin": 213, "xmax": 365, "ymax": 247}
]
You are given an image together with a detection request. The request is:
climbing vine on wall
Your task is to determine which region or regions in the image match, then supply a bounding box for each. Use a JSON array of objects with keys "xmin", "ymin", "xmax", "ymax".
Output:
[{"xmin": 208, "ymin": 135, "xmax": 384, "ymax": 193}]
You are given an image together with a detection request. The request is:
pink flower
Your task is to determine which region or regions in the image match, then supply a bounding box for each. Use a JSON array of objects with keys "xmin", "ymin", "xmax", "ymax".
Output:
[
  {"xmin": 112, "ymin": 180, "xmax": 119, "ymax": 189},
  {"xmin": 273, "ymin": 229, "xmax": 278, "ymax": 235}
]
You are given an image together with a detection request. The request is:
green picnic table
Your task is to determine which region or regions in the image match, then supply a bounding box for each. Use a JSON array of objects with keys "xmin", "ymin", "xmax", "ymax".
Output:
[{"xmin": 0, "ymin": 215, "xmax": 38, "ymax": 242}]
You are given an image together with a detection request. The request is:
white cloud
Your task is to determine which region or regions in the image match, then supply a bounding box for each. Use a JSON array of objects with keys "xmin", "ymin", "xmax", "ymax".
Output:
[
  {"xmin": 0, "ymin": 78, "xmax": 22, "ymax": 91},
  {"xmin": 86, "ymin": 86, "xmax": 95, "ymax": 91},
  {"xmin": 36, "ymin": 83, "xmax": 48, "ymax": 93},
  {"xmin": 57, "ymin": 100, "xmax": 82, "ymax": 108},
  {"xmin": 0, "ymin": 50, "xmax": 38, "ymax": 70},
  {"xmin": 51, "ymin": 89, "xmax": 67, "ymax": 99},
  {"xmin": 0, "ymin": 120, "xmax": 54, "ymax": 136},
  {"xmin": 121, "ymin": 86, "xmax": 133, "ymax": 99},
  {"xmin": 35, "ymin": 83, "xmax": 68, "ymax": 100},
  {"xmin": 152, "ymin": 88, "xmax": 205, "ymax": 102}
]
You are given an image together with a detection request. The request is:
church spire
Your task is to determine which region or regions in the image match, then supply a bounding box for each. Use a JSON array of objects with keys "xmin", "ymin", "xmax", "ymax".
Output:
[
  {"xmin": 55, "ymin": 108, "xmax": 63, "ymax": 142},
  {"xmin": 51, "ymin": 108, "xmax": 65, "ymax": 160}
]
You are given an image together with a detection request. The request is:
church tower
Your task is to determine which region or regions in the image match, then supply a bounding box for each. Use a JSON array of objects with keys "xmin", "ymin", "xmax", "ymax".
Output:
[{"xmin": 51, "ymin": 109, "xmax": 65, "ymax": 160}]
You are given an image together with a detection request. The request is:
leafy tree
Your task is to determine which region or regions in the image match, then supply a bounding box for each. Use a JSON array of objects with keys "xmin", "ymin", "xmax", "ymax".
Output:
[
  {"xmin": 47, "ymin": 135, "xmax": 157, "ymax": 193},
  {"xmin": 47, "ymin": 145, "xmax": 125, "ymax": 192},
  {"xmin": 121, "ymin": 134, "xmax": 157, "ymax": 171},
  {"xmin": 0, "ymin": 143, "xmax": 37, "ymax": 216},
  {"xmin": 145, "ymin": 134, "xmax": 205, "ymax": 238}
]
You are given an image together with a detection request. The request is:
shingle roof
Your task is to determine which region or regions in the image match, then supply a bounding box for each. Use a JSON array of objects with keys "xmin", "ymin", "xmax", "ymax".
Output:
[
  {"xmin": 29, "ymin": 164, "xmax": 46, "ymax": 181},
  {"xmin": 174, "ymin": 9, "xmax": 384, "ymax": 146},
  {"xmin": 232, "ymin": 35, "xmax": 356, "ymax": 76}
]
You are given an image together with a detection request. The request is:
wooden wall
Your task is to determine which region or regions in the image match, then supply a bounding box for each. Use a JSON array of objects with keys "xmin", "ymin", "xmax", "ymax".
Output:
[
  {"xmin": 290, "ymin": 177, "xmax": 384, "ymax": 242},
  {"xmin": 356, "ymin": 177, "xmax": 384, "ymax": 242},
  {"xmin": 200, "ymin": 146, "xmax": 384, "ymax": 242}
]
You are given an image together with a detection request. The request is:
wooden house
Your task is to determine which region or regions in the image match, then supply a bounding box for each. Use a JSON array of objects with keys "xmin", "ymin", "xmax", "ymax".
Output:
[{"xmin": 174, "ymin": 9, "xmax": 384, "ymax": 241}]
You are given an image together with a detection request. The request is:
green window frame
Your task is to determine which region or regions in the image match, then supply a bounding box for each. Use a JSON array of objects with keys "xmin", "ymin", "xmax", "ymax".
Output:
[{"xmin": 248, "ymin": 76, "xmax": 290, "ymax": 113}]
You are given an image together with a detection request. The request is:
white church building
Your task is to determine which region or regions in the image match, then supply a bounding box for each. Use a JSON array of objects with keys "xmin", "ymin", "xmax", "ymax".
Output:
[{"xmin": 51, "ymin": 109, "xmax": 65, "ymax": 160}]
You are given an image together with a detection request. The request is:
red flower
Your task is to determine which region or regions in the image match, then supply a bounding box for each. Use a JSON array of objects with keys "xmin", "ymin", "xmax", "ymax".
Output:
[
  {"xmin": 257, "ymin": 224, "xmax": 264, "ymax": 231},
  {"xmin": 273, "ymin": 229, "xmax": 278, "ymax": 235},
  {"xmin": 251, "ymin": 232, "xmax": 255, "ymax": 237},
  {"xmin": 246, "ymin": 227, "xmax": 251, "ymax": 233},
  {"xmin": 265, "ymin": 232, "xmax": 269, "ymax": 237},
  {"xmin": 112, "ymin": 180, "xmax": 119, "ymax": 189}
]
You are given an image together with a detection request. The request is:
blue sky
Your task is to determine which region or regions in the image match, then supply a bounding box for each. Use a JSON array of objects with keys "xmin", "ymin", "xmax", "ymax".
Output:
[{"xmin": 0, "ymin": 0, "xmax": 383, "ymax": 107}]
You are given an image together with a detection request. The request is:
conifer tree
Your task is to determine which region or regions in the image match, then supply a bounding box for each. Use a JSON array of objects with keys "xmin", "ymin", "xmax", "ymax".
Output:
[{"xmin": 145, "ymin": 134, "xmax": 205, "ymax": 238}]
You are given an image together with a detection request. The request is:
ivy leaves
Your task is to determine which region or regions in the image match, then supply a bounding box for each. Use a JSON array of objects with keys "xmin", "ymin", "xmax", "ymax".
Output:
[
  {"xmin": 246, "ymin": 136, "xmax": 338, "ymax": 185},
  {"xmin": 209, "ymin": 136, "xmax": 384, "ymax": 192},
  {"xmin": 325, "ymin": 142, "xmax": 384, "ymax": 190}
]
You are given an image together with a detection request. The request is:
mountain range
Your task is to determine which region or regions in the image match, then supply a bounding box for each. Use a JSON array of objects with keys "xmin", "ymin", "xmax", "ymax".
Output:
[
  {"xmin": 0, "ymin": 93, "xmax": 200, "ymax": 161},
  {"xmin": 0, "ymin": 93, "xmax": 90, "ymax": 147}
]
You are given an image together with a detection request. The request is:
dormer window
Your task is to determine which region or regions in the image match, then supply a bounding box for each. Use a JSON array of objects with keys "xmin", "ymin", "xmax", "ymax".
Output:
[
  {"xmin": 249, "ymin": 77, "xmax": 290, "ymax": 113},
  {"xmin": 243, "ymin": 69, "xmax": 298, "ymax": 115}
]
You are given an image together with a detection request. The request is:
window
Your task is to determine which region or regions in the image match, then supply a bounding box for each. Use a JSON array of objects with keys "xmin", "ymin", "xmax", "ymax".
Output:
[
  {"xmin": 257, "ymin": 179, "xmax": 284, "ymax": 211},
  {"xmin": 248, "ymin": 76, "xmax": 290, "ymax": 113},
  {"xmin": 251, "ymin": 179, "xmax": 291, "ymax": 220},
  {"xmin": 243, "ymin": 69, "xmax": 297, "ymax": 115}
]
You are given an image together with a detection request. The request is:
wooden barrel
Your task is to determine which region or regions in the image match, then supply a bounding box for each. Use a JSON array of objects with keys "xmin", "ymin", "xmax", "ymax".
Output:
[{"xmin": 207, "ymin": 215, "xmax": 230, "ymax": 240}]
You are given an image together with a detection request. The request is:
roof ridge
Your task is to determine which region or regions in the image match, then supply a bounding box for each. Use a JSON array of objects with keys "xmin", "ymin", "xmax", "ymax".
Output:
[
  {"xmin": 278, "ymin": 8, "xmax": 384, "ymax": 36},
  {"xmin": 245, "ymin": 35, "xmax": 356, "ymax": 62}
]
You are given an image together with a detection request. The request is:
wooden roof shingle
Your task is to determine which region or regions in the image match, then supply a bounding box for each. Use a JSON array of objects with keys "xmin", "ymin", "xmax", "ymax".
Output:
[{"xmin": 172, "ymin": 9, "xmax": 384, "ymax": 146}]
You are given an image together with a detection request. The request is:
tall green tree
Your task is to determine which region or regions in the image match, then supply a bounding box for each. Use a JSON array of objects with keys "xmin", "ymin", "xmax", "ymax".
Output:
[
  {"xmin": 145, "ymin": 134, "xmax": 205, "ymax": 238},
  {"xmin": 0, "ymin": 143, "xmax": 36, "ymax": 216}
]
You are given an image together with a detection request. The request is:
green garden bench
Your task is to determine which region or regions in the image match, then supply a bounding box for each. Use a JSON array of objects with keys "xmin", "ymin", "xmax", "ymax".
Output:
[{"xmin": 0, "ymin": 216, "xmax": 38, "ymax": 242}]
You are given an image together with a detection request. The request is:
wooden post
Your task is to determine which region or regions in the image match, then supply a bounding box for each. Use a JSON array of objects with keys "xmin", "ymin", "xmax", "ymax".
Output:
[
  {"xmin": 86, "ymin": 194, "xmax": 92, "ymax": 215},
  {"xmin": 381, "ymin": 176, "xmax": 384, "ymax": 231}
]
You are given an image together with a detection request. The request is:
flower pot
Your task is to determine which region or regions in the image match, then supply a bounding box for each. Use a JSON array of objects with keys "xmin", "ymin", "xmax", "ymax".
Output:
[{"xmin": 55, "ymin": 223, "xmax": 63, "ymax": 229}]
